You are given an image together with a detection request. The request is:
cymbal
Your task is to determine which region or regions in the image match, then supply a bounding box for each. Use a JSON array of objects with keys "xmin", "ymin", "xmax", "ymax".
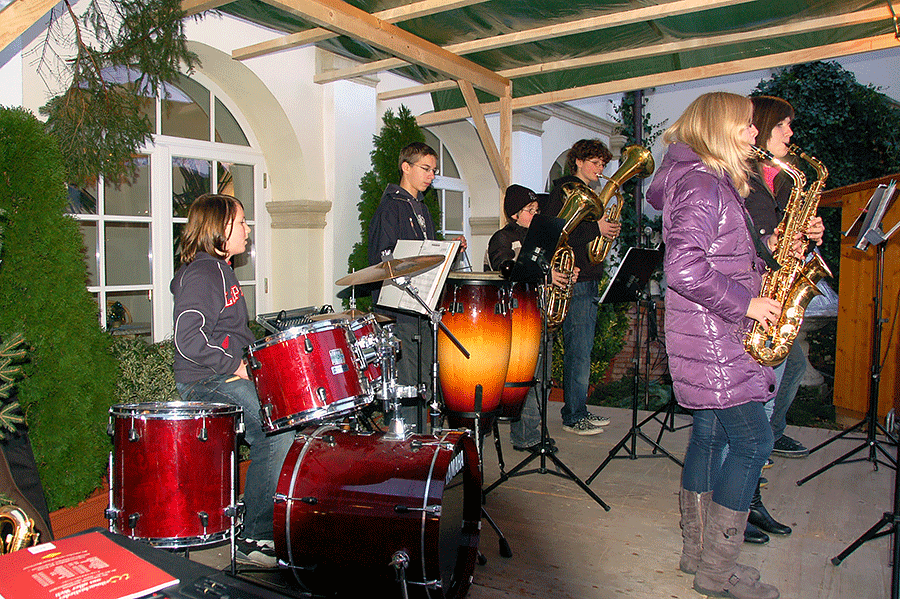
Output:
[
  {"xmin": 308, "ymin": 309, "xmax": 394, "ymax": 324},
  {"xmin": 335, "ymin": 254, "xmax": 444, "ymax": 287}
]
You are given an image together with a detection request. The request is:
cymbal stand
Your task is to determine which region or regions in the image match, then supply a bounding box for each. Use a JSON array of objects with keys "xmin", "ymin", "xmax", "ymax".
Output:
[
  {"xmin": 483, "ymin": 285, "xmax": 611, "ymax": 512},
  {"xmin": 797, "ymin": 240, "xmax": 897, "ymax": 486},
  {"xmin": 387, "ymin": 275, "xmax": 512, "ymax": 559},
  {"xmin": 586, "ymin": 297, "xmax": 683, "ymax": 487}
]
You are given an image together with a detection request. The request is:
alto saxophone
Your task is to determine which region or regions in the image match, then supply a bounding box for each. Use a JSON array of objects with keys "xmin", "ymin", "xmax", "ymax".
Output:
[
  {"xmin": 744, "ymin": 145, "xmax": 832, "ymax": 367},
  {"xmin": 0, "ymin": 504, "xmax": 39, "ymax": 553},
  {"xmin": 541, "ymin": 145, "xmax": 655, "ymax": 329}
]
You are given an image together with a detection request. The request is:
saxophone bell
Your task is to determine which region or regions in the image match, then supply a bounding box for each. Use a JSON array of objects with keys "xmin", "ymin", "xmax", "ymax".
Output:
[{"xmin": 0, "ymin": 504, "xmax": 39, "ymax": 554}]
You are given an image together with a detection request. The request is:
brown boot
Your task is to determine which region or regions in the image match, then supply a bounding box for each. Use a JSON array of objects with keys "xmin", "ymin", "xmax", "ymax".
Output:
[
  {"xmin": 679, "ymin": 489, "xmax": 759, "ymax": 581},
  {"xmin": 693, "ymin": 501, "xmax": 779, "ymax": 599}
]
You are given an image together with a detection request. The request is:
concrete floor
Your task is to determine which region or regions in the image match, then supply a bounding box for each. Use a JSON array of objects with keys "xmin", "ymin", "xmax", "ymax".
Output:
[{"xmin": 190, "ymin": 405, "xmax": 896, "ymax": 599}]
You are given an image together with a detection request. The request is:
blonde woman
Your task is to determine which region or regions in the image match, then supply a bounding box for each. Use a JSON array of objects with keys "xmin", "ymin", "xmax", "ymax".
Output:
[{"xmin": 647, "ymin": 92, "xmax": 781, "ymax": 599}]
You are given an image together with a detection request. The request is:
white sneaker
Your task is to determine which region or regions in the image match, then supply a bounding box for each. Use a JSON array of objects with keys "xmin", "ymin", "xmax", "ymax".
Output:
[
  {"xmin": 562, "ymin": 418, "xmax": 604, "ymax": 435},
  {"xmin": 236, "ymin": 538, "xmax": 278, "ymax": 568},
  {"xmin": 586, "ymin": 412, "xmax": 610, "ymax": 426}
]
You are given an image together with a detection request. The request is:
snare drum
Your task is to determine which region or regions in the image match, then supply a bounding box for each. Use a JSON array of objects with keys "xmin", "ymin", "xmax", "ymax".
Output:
[
  {"xmin": 246, "ymin": 319, "xmax": 371, "ymax": 432},
  {"xmin": 274, "ymin": 426, "xmax": 481, "ymax": 599},
  {"xmin": 437, "ymin": 273, "xmax": 512, "ymax": 419},
  {"xmin": 107, "ymin": 402, "xmax": 241, "ymax": 548},
  {"xmin": 499, "ymin": 282, "xmax": 542, "ymax": 420}
]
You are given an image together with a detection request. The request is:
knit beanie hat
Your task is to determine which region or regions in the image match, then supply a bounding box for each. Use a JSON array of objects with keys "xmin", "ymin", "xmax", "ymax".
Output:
[{"xmin": 504, "ymin": 184, "xmax": 537, "ymax": 219}]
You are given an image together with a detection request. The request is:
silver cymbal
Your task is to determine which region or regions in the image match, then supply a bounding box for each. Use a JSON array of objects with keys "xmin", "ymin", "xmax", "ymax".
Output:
[{"xmin": 335, "ymin": 254, "xmax": 444, "ymax": 287}]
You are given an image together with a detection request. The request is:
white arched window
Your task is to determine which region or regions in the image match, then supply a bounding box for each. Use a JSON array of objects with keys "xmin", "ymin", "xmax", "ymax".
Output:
[
  {"xmin": 68, "ymin": 71, "xmax": 267, "ymax": 342},
  {"xmin": 423, "ymin": 130, "xmax": 470, "ymax": 245}
]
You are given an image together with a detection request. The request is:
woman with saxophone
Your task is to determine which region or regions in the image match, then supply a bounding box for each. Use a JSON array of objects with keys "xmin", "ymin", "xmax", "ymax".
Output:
[
  {"xmin": 737, "ymin": 95, "xmax": 825, "ymax": 544},
  {"xmin": 546, "ymin": 139, "xmax": 617, "ymax": 436},
  {"xmin": 647, "ymin": 92, "xmax": 783, "ymax": 599}
]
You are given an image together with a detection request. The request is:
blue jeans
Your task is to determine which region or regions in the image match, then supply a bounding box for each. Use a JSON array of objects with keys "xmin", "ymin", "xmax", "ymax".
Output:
[
  {"xmin": 510, "ymin": 334, "xmax": 547, "ymax": 448},
  {"xmin": 682, "ymin": 401, "xmax": 774, "ymax": 512},
  {"xmin": 767, "ymin": 340, "xmax": 805, "ymax": 441},
  {"xmin": 560, "ymin": 280, "xmax": 599, "ymax": 426},
  {"xmin": 177, "ymin": 376, "xmax": 293, "ymax": 540}
]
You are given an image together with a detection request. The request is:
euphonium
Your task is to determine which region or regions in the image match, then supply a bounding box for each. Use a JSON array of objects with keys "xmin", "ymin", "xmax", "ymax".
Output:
[
  {"xmin": 587, "ymin": 145, "xmax": 655, "ymax": 264},
  {"xmin": 540, "ymin": 145, "xmax": 655, "ymax": 329},
  {"xmin": 744, "ymin": 145, "xmax": 832, "ymax": 367},
  {"xmin": 0, "ymin": 504, "xmax": 39, "ymax": 553}
]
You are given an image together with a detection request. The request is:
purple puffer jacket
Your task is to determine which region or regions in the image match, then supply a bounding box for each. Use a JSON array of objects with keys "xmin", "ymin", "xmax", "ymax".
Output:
[{"xmin": 647, "ymin": 143, "xmax": 775, "ymax": 410}]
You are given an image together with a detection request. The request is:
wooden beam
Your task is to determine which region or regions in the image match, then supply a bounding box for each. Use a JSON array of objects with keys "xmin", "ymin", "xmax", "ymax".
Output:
[
  {"xmin": 458, "ymin": 80, "xmax": 509, "ymax": 191},
  {"xmin": 233, "ymin": 0, "xmax": 488, "ymax": 60},
  {"xmin": 380, "ymin": 6, "xmax": 893, "ymax": 101},
  {"xmin": 181, "ymin": 0, "xmax": 233, "ymax": 17},
  {"xmin": 499, "ymin": 86, "xmax": 512, "ymax": 214},
  {"xmin": 416, "ymin": 34, "xmax": 900, "ymax": 127},
  {"xmin": 316, "ymin": 0, "xmax": 755, "ymax": 84},
  {"xmin": 259, "ymin": 0, "xmax": 508, "ymax": 97},
  {"xmin": 0, "ymin": 0, "xmax": 58, "ymax": 54}
]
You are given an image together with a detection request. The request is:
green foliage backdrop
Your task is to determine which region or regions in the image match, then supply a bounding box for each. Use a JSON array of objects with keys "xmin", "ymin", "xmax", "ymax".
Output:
[
  {"xmin": 751, "ymin": 61, "xmax": 900, "ymax": 286},
  {"xmin": 346, "ymin": 106, "xmax": 441, "ymax": 310},
  {"xmin": 0, "ymin": 107, "xmax": 119, "ymax": 510}
]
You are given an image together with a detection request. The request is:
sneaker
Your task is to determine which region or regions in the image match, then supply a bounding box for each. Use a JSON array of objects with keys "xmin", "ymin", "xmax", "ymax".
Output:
[
  {"xmin": 772, "ymin": 434, "xmax": 809, "ymax": 458},
  {"xmin": 758, "ymin": 476, "xmax": 768, "ymax": 488},
  {"xmin": 562, "ymin": 418, "xmax": 604, "ymax": 436},
  {"xmin": 236, "ymin": 537, "xmax": 278, "ymax": 568},
  {"xmin": 762, "ymin": 457, "xmax": 774, "ymax": 469},
  {"xmin": 586, "ymin": 412, "xmax": 611, "ymax": 427}
]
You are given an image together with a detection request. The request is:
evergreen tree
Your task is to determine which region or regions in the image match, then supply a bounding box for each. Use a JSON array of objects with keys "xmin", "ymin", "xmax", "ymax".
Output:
[
  {"xmin": 0, "ymin": 107, "xmax": 119, "ymax": 510},
  {"xmin": 346, "ymin": 106, "xmax": 441, "ymax": 310}
]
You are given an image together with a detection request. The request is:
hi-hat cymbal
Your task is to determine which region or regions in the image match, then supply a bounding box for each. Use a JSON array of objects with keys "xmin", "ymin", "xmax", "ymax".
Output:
[
  {"xmin": 335, "ymin": 254, "xmax": 444, "ymax": 287},
  {"xmin": 308, "ymin": 309, "xmax": 394, "ymax": 324}
]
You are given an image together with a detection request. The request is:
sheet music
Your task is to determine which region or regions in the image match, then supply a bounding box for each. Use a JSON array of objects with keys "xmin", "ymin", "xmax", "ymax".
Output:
[{"xmin": 377, "ymin": 239, "xmax": 461, "ymax": 315}]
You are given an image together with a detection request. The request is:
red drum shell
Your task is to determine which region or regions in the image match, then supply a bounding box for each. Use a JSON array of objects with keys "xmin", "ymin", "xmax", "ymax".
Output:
[
  {"xmin": 348, "ymin": 314, "xmax": 382, "ymax": 383},
  {"xmin": 437, "ymin": 273, "xmax": 511, "ymax": 417},
  {"xmin": 246, "ymin": 319, "xmax": 370, "ymax": 431},
  {"xmin": 274, "ymin": 427, "xmax": 481, "ymax": 599},
  {"xmin": 108, "ymin": 401, "xmax": 240, "ymax": 547},
  {"xmin": 499, "ymin": 283, "xmax": 542, "ymax": 420}
]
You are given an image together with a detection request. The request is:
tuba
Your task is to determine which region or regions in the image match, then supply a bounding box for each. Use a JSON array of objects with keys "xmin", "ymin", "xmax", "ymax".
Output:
[
  {"xmin": 541, "ymin": 145, "xmax": 655, "ymax": 329},
  {"xmin": 0, "ymin": 504, "xmax": 39, "ymax": 553},
  {"xmin": 744, "ymin": 145, "xmax": 832, "ymax": 367}
]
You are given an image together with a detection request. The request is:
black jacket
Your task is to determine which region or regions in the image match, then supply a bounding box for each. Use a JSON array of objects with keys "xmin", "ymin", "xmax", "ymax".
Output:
[
  {"xmin": 367, "ymin": 183, "xmax": 436, "ymax": 265},
  {"xmin": 484, "ymin": 221, "xmax": 527, "ymax": 271}
]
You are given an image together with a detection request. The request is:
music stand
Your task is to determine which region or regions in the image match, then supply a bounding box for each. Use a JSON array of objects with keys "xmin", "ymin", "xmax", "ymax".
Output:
[
  {"xmin": 585, "ymin": 246, "xmax": 684, "ymax": 486},
  {"xmin": 797, "ymin": 180, "xmax": 899, "ymax": 486},
  {"xmin": 484, "ymin": 214, "xmax": 611, "ymax": 512}
]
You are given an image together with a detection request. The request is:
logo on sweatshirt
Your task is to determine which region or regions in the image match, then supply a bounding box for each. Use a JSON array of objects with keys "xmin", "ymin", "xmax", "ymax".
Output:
[{"xmin": 224, "ymin": 285, "xmax": 243, "ymax": 308}]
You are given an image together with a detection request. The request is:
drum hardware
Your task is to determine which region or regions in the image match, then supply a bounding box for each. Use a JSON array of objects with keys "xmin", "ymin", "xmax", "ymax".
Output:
[{"xmin": 334, "ymin": 254, "xmax": 445, "ymax": 287}]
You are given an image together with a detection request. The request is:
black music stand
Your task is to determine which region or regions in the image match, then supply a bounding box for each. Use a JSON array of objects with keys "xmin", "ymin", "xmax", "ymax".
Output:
[
  {"xmin": 797, "ymin": 180, "xmax": 899, "ymax": 486},
  {"xmin": 585, "ymin": 246, "xmax": 684, "ymax": 486},
  {"xmin": 483, "ymin": 214, "xmax": 611, "ymax": 511}
]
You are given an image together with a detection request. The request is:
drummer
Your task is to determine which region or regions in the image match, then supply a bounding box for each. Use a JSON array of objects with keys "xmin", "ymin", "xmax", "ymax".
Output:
[
  {"xmin": 172, "ymin": 193, "xmax": 293, "ymax": 568},
  {"xmin": 368, "ymin": 142, "xmax": 467, "ymax": 421},
  {"xmin": 484, "ymin": 184, "xmax": 577, "ymax": 452}
]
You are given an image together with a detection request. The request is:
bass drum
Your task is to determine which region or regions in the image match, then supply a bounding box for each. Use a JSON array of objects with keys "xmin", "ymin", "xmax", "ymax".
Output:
[
  {"xmin": 498, "ymin": 282, "xmax": 542, "ymax": 420},
  {"xmin": 274, "ymin": 426, "xmax": 481, "ymax": 599}
]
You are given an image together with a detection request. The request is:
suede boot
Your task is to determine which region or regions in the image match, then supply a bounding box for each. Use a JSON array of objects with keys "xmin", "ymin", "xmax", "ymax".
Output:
[
  {"xmin": 693, "ymin": 501, "xmax": 779, "ymax": 599},
  {"xmin": 748, "ymin": 479, "xmax": 792, "ymax": 535},
  {"xmin": 679, "ymin": 489, "xmax": 759, "ymax": 580}
]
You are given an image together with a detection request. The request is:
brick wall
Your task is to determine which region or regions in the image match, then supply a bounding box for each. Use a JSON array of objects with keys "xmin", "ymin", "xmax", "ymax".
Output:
[{"xmin": 603, "ymin": 302, "xmax": 669, "ymax": 384}]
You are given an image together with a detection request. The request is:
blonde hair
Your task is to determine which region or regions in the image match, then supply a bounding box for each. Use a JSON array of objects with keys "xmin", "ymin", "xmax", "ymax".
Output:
[
  {"xmin": 663, "ymin": 92, "xmax": 754, "ymax": 196},
  {"xmin": 180, "ymin": 193, "xmax": 244, "ymax": 264}
]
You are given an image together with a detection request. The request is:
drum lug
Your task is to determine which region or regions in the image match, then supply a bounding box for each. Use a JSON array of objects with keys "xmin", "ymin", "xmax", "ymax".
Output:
[
  {"xmin": 198, "ymin": 424, "xmax": 208, "ymax": 442},
  {"xmin": 127, "ymin": 513, "xmax": 140, "ymax": 529},
  {"xmin": 106, "ymin": 418, "xmax": 114, "ymax": 437},
  {"xmin": 128, "ymin": 427, "xmax": 139, "ymax": 442},
  {"xmin": 394, "ymin": 504, "xmax": 441, "ymax": 515},
  {"xmin": 245, "ymin": 352, "xmax": 261, "ymax": 371},
  {"xmin": 304, "ymin": 337, "xmax": 314, "ymax": 353},
  {"xmin": 198, "ymin": 511, "xmax": 209, "ymax": 527}
]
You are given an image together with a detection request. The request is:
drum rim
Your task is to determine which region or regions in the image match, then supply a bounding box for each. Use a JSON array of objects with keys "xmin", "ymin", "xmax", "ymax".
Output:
[
  {"xmin": 247, "ymin": 319, "xmax": 348, "ymax": 351},
  {"xmin": 445, "ymin": 271, "xmax": 508, "ymax": 284},
  {"xmin": 264, "ymin": 395, "xmax": 372, "ymax": 433},
  {"xmin": 109, "ymin": 401, "xmax": 242, "ymax": 418}
]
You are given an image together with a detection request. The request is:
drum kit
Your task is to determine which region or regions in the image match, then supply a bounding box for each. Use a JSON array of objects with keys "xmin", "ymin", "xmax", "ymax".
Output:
[{"xmin": 105, "ymin": 254, "xmax": 534, "ymax": 599}]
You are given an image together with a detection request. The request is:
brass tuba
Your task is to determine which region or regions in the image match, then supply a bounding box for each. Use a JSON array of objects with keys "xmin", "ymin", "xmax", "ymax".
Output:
[
  {"xmin": 0, "ymin": 504, "xmax": 39, "ymax": 553},
  {"xmin": 744, "ymin": 145, "xmax": 832, "ymax": 367},
  {"xmin": 540, "ymin": 145, "xmax": 655, "ymax": 329}
]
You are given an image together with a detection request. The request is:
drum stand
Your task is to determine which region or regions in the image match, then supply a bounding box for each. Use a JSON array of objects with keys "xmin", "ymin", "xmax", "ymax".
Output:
[{"xmin": 483, "ymin": 308, "xmax": 611, "ymax": 512}]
